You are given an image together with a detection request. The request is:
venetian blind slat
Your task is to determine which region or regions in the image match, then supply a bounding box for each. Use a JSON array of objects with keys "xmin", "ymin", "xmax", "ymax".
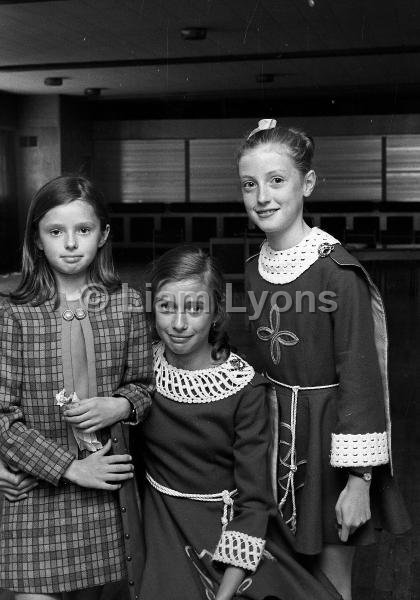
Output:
[
  {"xmin": 190, "ymin": 139, "xmax": 241, "ymax": 203},
  {"xmin": 387, "ymin": 135, "xmax": 420, "ymax": 201},
  {"xmin": 312, "ymin": 136, "xmax": 382, "ymax": 201},
  {"xmin": 93, "ymin": 140, "xmax": 185, "ymax": 203}
]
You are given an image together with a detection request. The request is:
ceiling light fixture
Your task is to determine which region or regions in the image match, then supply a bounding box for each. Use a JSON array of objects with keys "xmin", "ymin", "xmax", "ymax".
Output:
[
  {"xmin": 84, "ymin": 87, "xmax": 102, "ymax": 97},
  {"xmin": 181, "ymin": 27, "xmax": 207, "ymax": 41},
  {"xmin": 44, "ymin": 77, "xmax": 63, "ymax": 86},
  {"xmin": 256, "ymin": 73, "xmax": 275, "ymax": 83}
]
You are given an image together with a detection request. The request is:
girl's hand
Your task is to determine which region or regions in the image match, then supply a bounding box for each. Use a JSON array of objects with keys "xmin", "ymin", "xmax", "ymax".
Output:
[
  {"xmin": 0, "ymin": 458, "xmax": 39, "ymax": 501},
  {"xmin": 63, "ymin": 439, "xmax": 134, "ymax": 490},
  {"xmin": 335, "ymin": 474, "xmax": 371, "ymax": 542},
  {"xmin": 215, "ymin": 566, "xmax": 246, "ymax": 600},
  {"xmin": 64, "ymin": 396, "xmax": 131, "ymax": 433}
]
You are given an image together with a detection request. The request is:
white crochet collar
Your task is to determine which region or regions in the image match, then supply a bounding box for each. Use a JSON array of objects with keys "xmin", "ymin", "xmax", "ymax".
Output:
[
  {"xmin": 153, "ymin": 342, "xmax": 255, "ymax": 403},
  {"xmin": 258, "ymin": 227, "xmax": 340, "ymax": 284}
]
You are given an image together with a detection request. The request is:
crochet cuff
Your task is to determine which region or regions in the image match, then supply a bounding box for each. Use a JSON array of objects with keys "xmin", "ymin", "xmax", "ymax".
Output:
[
  {"xmin": 330, "ymin": 431, "xmax": 389, "ymax": 467},
  {"xmin": 212, "ymin": 530, "xmax": 265, "ymax": 572}
]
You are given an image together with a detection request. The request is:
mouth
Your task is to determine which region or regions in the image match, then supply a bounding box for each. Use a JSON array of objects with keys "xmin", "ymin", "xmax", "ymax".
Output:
[
  {"xmin": 255, "ymin": 208, "xmax": 279, "ymax": 218},
  {"xmin": 169, "ymin": 335, "xmax": 193, "ymax": 343},
  {"xmin": 61, "ymin": 256, "xmax": 83, "ymax": 263}
]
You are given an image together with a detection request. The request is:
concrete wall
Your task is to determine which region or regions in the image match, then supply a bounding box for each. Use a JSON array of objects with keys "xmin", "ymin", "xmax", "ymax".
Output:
[
  {"xmin": 60, "ymin": 96, "xmax": 92, "ymax": 175},
  {"xmin": 16, "ymin": 95, "xmax": 61, "ymax": 224}
]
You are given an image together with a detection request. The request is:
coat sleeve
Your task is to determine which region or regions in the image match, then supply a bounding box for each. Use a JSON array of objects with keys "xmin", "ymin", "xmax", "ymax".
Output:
[
  {"xmin": 0, "ymin": 305, "xmax": 75, "ymax": 485},
  {"xmin": 329, "ymin": 266, "xmax": 389, "ymax": 468},
  {"xmin": 113, "ymin": 290, "xmax": 154, "ymax": 425},
  {"xmin": 212, "ymin": 381, "xmax": 274, "ymax": 572}
]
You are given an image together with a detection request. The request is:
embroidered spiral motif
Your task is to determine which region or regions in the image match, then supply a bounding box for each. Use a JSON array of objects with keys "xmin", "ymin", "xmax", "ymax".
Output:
[{"xmin": 257, "ymin": 304, "xmax": 299, "ymax": 365}]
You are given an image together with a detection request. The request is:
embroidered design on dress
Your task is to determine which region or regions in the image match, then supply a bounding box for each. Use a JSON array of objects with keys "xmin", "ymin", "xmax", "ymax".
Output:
[
  {"xmin": 267, "ymin": 375, "xmax": 339, "ymax": 534},
  {"xmin": 278, "ymin": 415, "xmax": 307, "ymax": 534},
  {"xmin": 153, "ymin": 343, "xmax": 255, "ymax": 403},
  {"xmin": 185, "ymin": 546, "xmax": 253, "ymax": 599},
  {"xmin": 257, "ymin": 304, "xmax": 299, "ymax": 365},
  {"xmin": 185, "ymin": 547, "xmax": 217, "ymax": 600},
  {"xmin": 258, "ymin": 227, "xmax": 340, "ymax": 284}
]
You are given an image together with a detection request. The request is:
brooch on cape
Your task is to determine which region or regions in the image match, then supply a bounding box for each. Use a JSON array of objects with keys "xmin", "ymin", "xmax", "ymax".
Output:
[
  {"xmin": 230, "ymin": 357, "xmax": 246, "ymax": 371},
  {"xmin": 318, "ymin": 242, "xmax": 334, "ymax": 258}
]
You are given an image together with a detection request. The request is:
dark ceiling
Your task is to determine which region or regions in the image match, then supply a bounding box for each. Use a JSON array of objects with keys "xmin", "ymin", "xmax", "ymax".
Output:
[{"xmin": 1, "ymin": 0, "xmax": 420, "ymax": 117}]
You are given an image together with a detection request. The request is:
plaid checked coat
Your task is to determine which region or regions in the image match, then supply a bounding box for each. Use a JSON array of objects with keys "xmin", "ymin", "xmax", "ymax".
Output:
[{"xmin": 0, "ymin": 285, "xmax": 154, "ymax": 594}]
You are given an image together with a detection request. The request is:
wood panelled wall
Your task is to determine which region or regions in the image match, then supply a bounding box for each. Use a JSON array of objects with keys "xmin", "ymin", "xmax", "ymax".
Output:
[{"xmin": 93, "ymin": 134, "xmax": 419, "ymax": 204}]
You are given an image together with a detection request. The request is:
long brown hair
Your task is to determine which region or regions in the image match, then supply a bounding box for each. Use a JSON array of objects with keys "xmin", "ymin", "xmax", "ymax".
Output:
[{"xmin": 11, "ymin": 175, "xmax": 120, "ymax": 305}]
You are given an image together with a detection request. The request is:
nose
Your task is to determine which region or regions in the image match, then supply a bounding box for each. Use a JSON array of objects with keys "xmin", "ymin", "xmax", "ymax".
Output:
[
  {"xmin": 172, "ymin": 310, "xmax": 188, "ymax": 332},
  {"xmin": 65, "ymin": 232, "xmax": 78, "ymax": 250},
  {"xmin": 256, "ymin": 185, "xmax": 270, "ymax": 205}
]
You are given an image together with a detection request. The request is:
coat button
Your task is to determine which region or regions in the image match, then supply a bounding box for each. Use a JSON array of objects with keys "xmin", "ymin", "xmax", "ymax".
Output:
[
  {"xmin": 112, "ymin": 437, "xmax": 118, "ymax": 443},
  {"xmin": 125, "ymin": 533, "xmax": 130, "ymax": 539},
  {"xmin": 126, "ymin": 555, "xmax": 132, "ymax": 561},
  {"xmin": 128, "ymin": 580, "xmax": 134, "ymax": 586},
  {"xmin": 121, "ymin": 507, "xmax": 126, "ymax": 512}
]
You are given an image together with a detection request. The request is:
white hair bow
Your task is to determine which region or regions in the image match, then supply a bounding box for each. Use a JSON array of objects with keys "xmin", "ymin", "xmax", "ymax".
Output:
[{"xmin": 247, "ymin": 118, "xmax": 277, "ymax": 140}]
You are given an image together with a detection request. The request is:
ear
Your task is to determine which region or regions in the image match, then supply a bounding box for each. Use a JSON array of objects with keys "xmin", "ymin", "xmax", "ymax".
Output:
[
  {"xmin": 35, "ymin": 236, "xmax": 43, "ymax": 251},
  {"xmin": 98, "ymin": 224, "xmax": 110, "ymax": 248},
  {"xmin": 303, "ymin": 170, "xmax": 316, "ymax": 198}
]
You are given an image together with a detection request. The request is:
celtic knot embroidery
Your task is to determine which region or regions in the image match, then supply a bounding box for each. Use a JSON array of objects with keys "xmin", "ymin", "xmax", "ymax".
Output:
[{"xmin": 257, "ymin": 304, "xmax": 299, "ymax": 365}]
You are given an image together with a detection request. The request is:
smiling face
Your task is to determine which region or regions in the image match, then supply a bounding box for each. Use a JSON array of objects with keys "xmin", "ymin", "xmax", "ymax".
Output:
[
  {"xmin": 154, "ymin": 277, "xmax": 215, "ymax": 370},
  {"xmin": 239, "ymin": 143, "xmax": 316, "ymax": 249},
  {"xmin": 37, "ymin": 199, "xmax": 109, "ymax": 288}
]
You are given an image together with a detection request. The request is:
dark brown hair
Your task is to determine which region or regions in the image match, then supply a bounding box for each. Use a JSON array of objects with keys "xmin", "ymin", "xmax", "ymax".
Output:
[
  {"xmin": 237, "ymin": 122, "xmax": 315, "ymax": 176},
  {"xmin": 11, "ymin": 175, "xmax": 120, "ymax": 305},
  {"xmin": 147, "ymin": 245, "xmax": 230, "ymax": 361}
]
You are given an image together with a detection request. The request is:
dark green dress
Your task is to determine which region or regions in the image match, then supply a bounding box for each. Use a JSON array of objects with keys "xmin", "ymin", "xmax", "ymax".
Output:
[{"xmin": 138, "ymin": 343, "xmax": 341, "ymax": 600}]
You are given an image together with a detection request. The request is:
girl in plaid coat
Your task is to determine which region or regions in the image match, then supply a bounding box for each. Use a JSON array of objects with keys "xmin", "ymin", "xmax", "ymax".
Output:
[{"xmin": 0, "ymin": 176, "xmax": 154, "ymax": 599}]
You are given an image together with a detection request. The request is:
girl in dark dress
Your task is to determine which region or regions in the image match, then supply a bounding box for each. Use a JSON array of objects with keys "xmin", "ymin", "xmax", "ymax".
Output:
[
  {"xmin": 138, "ymin": 246, "xmax": 341, "ymax": 600},
  {"xmin": 238, "ymin": 119, "xmax": 411, "ymax": 600}
]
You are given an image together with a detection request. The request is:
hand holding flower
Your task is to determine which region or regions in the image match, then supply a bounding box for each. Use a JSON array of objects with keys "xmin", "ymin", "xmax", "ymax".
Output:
[{"xmin": 63, "ymin": 395, "xmax": 131, "ymax": 433}]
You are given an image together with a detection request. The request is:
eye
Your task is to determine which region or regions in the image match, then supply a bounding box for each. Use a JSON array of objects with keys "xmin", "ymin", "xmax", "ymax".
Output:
[
  {"xmin": 49, "ymin": 229, "xmax": 62, "ymax": 236},
  {"xmin": 271, "ymin": 176, "xmax": 284, "ymax": 184},
  {"xmin": 155, "ymin": 301, "xmax": 175, "ymax": 313},
  {"xmin": 79, "ymin": 226, "xmax": 91, "ymax": 234},
  {"xmin": 242, "ymin": 180, "xmax": 256, "ymax": 191},
  {"xmin": 186, "ymin": 302, "xmax": 204, "ymax": 314}
]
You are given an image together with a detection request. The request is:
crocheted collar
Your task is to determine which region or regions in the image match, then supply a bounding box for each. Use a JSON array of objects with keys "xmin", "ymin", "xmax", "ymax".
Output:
[
  {"xmin": 153, "ymin": 342, "xmax": 255, "ymax": 403},
  {"xmin": 258, "ymin": 227, "xmax": 340, "ymax": 284}
]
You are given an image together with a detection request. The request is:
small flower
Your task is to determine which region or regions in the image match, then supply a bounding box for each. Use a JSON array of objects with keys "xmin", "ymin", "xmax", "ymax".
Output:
[{"xmin": 55, "ymin": 388, "xmax": 79, "ymax": 408}]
